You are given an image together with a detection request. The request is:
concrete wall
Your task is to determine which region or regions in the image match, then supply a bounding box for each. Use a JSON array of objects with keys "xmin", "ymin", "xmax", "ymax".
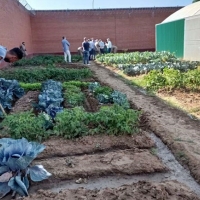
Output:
[
  {"xmin": 184, "ymin": 14, "xmax": 200, "ymax": 61},
  {"xmin": 31, "ymin": 8, "xmax": 180, "ymax": 54},
  {"xmin": 0, "ymin": 0, "xmax": 33, "ymax": 54}
]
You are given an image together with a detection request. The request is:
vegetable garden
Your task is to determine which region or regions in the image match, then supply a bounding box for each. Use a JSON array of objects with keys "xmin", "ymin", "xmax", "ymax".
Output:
[
  {"xmin": 97, "ymin": 51, "xmax": 200, "ymax": 118},
  {"xmin": 0, "ymin": 54, "xmax": 200, "ymax": 199}
]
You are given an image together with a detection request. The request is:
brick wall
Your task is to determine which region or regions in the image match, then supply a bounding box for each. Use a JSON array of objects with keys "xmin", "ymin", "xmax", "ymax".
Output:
[
  {"xmin": 0, "ymin": 2, "xmax": 181, "ymax": 55},
  {"xmin": 0, "ymin": 0, "xmax": 33, "ymax": 54},
  {"xmin": 31, "ymin": 7, "xmax": 181, "ymax": 54}
]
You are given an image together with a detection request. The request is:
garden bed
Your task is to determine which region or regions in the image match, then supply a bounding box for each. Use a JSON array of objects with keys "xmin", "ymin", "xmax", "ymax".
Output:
[
  {"xmin": 23, "ymin": 181, "xmax": 200, "ymax": 200},
  {"xmin": 1, "ymin": 55, "xmax": 200, "ymax": 199}
]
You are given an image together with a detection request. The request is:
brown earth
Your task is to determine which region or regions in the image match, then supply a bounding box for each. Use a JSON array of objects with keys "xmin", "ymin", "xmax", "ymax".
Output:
[
  {"xmin": 157, "ymin": 89, "xmax": 200, "ymax": 119},
  {"xmin": 23, "ymin": 180, "xmax": 200, "ymax": 200},
  {"xmin": 33, "ymin": 149, "xmax": 166, "ymax": 182},
  {"xmin": 89, "ymin": 62, "xmax": 200, "ymax": 184},
  {"xmin": 38, "ymin": 132, "xmax": 154, "ymax": 159},
  {"xmin": 11, "ymin": 91, "xmax": 39, "ymax": 113}
]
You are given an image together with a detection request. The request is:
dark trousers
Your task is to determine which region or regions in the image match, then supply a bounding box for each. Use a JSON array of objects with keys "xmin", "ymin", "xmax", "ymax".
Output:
[{"xmin": 100, "ymin": 48, "xmax": 104, "ymax": 54}]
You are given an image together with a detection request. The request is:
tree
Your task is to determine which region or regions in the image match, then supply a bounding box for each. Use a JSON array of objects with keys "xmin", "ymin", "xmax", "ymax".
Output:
[{"xmin": 193, "ymin": 0, "xmax": 200, "ymax": 3}]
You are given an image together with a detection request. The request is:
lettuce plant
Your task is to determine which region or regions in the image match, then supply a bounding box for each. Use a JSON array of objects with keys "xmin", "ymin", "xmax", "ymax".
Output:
[{"xmin": 0, "ymin": 138, "xmax": 51, "ymax": 198}]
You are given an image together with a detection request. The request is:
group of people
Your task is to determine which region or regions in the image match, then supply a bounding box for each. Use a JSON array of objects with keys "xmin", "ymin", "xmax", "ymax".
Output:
[
  {"xmin": 0, "ymin": 36, "xmax": 118, "ymax": 65},
  {"xmin": 78, "ymin": 38, "xmax": 118, "ymax": 64},
  {"xmin": 62, "ymin": 36, "xmax": 118, "ymax": 65}
]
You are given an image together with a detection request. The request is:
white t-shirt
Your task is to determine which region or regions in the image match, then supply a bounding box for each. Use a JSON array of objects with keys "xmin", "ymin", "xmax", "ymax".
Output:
[
  {"xmin": 0, "ymin": 46, "xmax": 7, "ymax": 63},
  {"xmin": 106, "ymin": 41, "xmax": 112, "ymax": 48}
]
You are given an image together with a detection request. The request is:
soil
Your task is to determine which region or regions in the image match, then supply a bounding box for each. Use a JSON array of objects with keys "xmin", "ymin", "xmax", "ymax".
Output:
[
  {"xmin": 89, "ymin": 62, "xmax": 200, "ymax": 185},
  {"xmin": 3, "ymin": 61, "xmax": 200, "ymax": 199},
  {"xmin": 38, "ymin": 132, "xmax": 154, "ymax": 159},
  {"xmin": 33, "ymin": 149, "xmax": 166, "ymax": 182},
  {"xmin": 23, "ymin": 180, "xmax": 200, "ymax": 200},
  {"xmin": 56, "ymin": 62, "xmax": 86, "ymax": 69},
  {"xmin": 11, "ymin": 91, "xmax": 39, "ymax": 113},
  {"xmin": 82, "ymin": 89, "xmax": 100, "ymax": 112},
  {"xmin": 157, "ymin": 89, "xmax": 200, "ymax": 118}
]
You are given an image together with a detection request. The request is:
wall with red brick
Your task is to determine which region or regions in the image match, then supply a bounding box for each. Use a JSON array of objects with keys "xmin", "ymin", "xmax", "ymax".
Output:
[
  {"xmin": 31, "ymin": 7, "xmax": 181, "ymax": 54},
  {"xmin": 0, "ymin": 0, "xmax": 33, "ymax": 54}
]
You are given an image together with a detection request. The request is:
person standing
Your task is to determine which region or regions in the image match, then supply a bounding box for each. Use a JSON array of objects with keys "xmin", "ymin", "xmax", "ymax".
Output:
[
  {"xmin": 62, "ymin": 36, "xmax": 71, "ymax": 63},
  {"xmin": 106, "ymin": 38, "xmax": 112, "ymax": 53},
  {"xmin": 99, "ymin": 39, "xmax": 105, "ymax": 54},
  {"xmin": 0, "ymin": 45, "xmax": 23, "ymax": 64},
  {"xmin": 82, "ymin": 37, "xmax": 90, "ymax": 65},
  {"xmin": 89, "ymin": 38, "xmax": 95, "ymax": 60},
  {"xmin": 19, "ymin": 42, "xmax": 28, "ymax": 57}
]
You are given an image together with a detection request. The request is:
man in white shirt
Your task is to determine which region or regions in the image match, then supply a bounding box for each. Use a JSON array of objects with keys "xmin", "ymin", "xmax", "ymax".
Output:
[
  {"xmin": 106, "ymin": 38, "xmax": 112, "ymax": 53},
  {"xmin": 98, "ymin": 39, "xmax": 105, "ymax": 54},
  {"xmin": 0, "ymin": 46, "xmax": 23, "ymax": 64},
  {"xmin": 61, "ymin": 36, "xmax": 71, "ymax": 63}
]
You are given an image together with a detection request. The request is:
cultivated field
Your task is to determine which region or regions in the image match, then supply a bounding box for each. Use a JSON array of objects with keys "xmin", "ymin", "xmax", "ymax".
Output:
[{"xmin": 1, "ymin": 53, "xmax": 200, "ymax": 199}]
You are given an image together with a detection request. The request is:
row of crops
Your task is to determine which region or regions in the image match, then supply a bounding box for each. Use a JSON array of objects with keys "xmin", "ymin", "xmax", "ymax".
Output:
[
  {"xmin": 0, "ymin": 66, "xmax": 141, "ymax": 142},
  {"xmin": 0, "ymin": 55, "xmax": 142, "ymax": 198},
  {"xmin": 13, "ymin": 55, "xmax": 82, "ymax": 66},
  {"xmin": 96, "ymin": 51, "xmax": 200, "ymax": 91}
]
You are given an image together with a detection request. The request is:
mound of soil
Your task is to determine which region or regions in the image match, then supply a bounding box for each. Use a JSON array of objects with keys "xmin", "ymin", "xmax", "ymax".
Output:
[
  {"xmin": 11, "ymin": 91, "xmax": 39, "ymax": 113},
  {"xmin": 38, "ymin": 133, "xmax": 155, "ymax": 159},
  {"xmin": 23, "ymin": 180, "xmax": 200, "ymax": 200},
  {"xmin": 33, "ymin": 149, "xmax": 166, "ymax": 181}
]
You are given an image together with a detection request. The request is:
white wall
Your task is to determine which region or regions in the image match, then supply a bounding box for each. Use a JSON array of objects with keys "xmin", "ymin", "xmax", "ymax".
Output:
[{"xmin": 184, "ymin": 14, "xmax": 200, "ymax": 61}]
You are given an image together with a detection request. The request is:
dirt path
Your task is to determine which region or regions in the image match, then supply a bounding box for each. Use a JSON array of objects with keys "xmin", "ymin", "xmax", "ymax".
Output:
[{"xmin": 88, "ymin": 62, "xmax": 200, "ymax": 184}]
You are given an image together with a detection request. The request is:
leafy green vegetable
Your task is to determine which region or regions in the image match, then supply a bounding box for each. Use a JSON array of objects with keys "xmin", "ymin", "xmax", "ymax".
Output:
[
  {"xmin": 64, "ymin": 85, "xmax": 85, "ymax": 107},
  {"xmin": 0, "ymin": 68, "xmax": 92, "ymax": 83},
  {"xmin": 13, "ymin": 54, "xmax": 82, "ymax": 66},
  {"xmin": 54, "ymin": 105, "xmax": 140, "ymax": 138},
  {"xmin": 38, "ymin": 80, "xmax": 63, "ymax": 118},
  {"xmin": 1, "ymin": 111, "xmax": 51, "ymax": 141},
  {"xmin": 0, "ymin": 78, "xmax": 24, "ymax": 117},
  {"xmin": 0, "ymin": 138, "xmax": 51, "ymax": 198}
]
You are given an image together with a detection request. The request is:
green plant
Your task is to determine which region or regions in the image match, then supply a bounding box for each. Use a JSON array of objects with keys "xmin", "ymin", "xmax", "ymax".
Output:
[
  {"xmin": 64, "ymin": 85, "xmax": 85, "ymax": 107},
  {"xmin": 0, "ymin": 138, "xmax": 51, "ymax": 198},
  {"xmin": 1, "ymin": 111, "xmax": 52, "ymax": 141},
  {"xmin": 54, "ymin": 107, "xmax": 89, "ymax": 139},
  {"xmin": 19, "ymin": 82, "xmax": 42, "ymax": 91},
  {"xmin": 93, "ymin": 86, "xmax": 113, "ymax": 96},
  {"xmin": 0, "ymin": 78, "xmax": 24, "ymax": 117},
  {"xmin": 54, "ymin": 105, "xmax": 140, "ymax": 138},
  {"xmin": 62, "ymin": 81, "xmax": 89, "ymax": 89},
  {"xmin": 13, "ymin": 54, "xmax": 82, "ymax": 66},
  {"xmin": 0, "ymin": 68, "xmax": 92, "ymax": 83},
  {"xmin": 88, "ymin": 105, "xmax": 140, "ymax": 135}
]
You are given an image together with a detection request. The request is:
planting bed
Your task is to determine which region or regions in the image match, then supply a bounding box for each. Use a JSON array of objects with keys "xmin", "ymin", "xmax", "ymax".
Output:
[{"xmin": 1, "ymin": 55, "xmax": 200, "ymax": 199}]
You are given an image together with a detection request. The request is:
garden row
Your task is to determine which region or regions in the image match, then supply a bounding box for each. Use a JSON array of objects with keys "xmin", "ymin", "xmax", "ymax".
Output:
[
  {"xmin": 13, "ymin": 55, "xmax": 82, "ymax": 67},
  {"xmin": 0, "ymin": 67, "xmax": 141, "ymax": 142},
  {"xmin": 96, "ymin": 51, "xmax": 200, "ymax": 92}
]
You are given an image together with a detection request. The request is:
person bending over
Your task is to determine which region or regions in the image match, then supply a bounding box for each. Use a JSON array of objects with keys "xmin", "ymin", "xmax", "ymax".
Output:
[{"xmin": 0, "ymin": 46, "xmax": 23, "ymax": 63}]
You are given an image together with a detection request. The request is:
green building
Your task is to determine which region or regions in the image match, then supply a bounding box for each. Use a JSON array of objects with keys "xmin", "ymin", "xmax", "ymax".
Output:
[{"xmin": 156, "ymin": 2, "xmax": 200, "ymax": 61}]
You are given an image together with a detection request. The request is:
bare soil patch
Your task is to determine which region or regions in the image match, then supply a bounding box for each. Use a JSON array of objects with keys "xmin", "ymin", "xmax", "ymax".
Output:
[
  {"xmin": 157, "ymin": 89, "xmax": 200, "ymax": 119},
  {"xmin": 33, "ymin": 149, "xmax": 166, "ymax": 181},
  {"xmin": 23, "ymin": 180, "xmax": 200, "ymax": 200},
  {"xmin": 38, "ymin": 132, "xmax": 155, "ymax": 159},
  {"xmin": 11, "ymin": 91, "xmax": 39, "ymax": 113},
  {"xmin": 89, "ymin": 62, "xmax": 200, "ymax": 184}
]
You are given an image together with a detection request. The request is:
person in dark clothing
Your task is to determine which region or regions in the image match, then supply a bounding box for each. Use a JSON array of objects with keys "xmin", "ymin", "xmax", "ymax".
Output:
[{"xmin": 82, "ymin": 37, "xmax": 90, "ymax": 65}]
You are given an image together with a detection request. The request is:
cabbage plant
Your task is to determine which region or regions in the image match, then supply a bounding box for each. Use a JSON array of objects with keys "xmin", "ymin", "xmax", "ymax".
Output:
[{"xmin": 0, "ymin": 138, "xmax": 51, "ymax": 198}]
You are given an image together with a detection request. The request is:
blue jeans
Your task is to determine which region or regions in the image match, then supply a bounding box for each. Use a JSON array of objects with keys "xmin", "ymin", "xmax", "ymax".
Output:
[{"xmin": 83, "ymin": 51, "xmax": 89, "ymax": 64}]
